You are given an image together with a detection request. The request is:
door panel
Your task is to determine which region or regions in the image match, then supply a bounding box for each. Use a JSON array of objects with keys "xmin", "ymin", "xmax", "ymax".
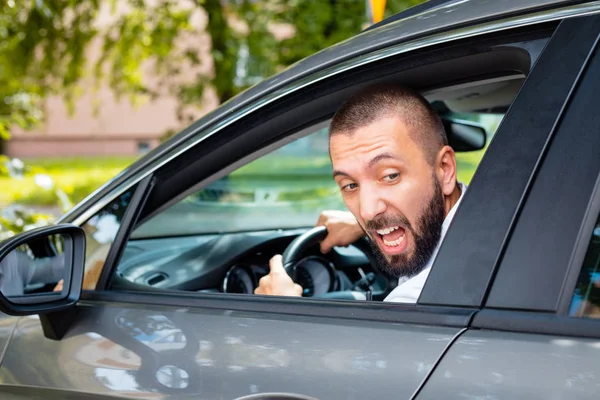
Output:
[
  {"xmin": 0, "ymin": 303, "xmax": 461, "ymax": 399},
  {"xmin": 416, "ymin": 330, "xmax": 600, "ymax": 399},
  {"xmin": 0, "ymin": 315, "xmax": 18, "ymax": 364}
]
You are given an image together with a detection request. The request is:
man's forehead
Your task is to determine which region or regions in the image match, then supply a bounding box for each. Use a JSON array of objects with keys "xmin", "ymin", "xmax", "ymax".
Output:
[{"xmin": 329, "ymin": 117, "xmax": 416, "ymax": 160}]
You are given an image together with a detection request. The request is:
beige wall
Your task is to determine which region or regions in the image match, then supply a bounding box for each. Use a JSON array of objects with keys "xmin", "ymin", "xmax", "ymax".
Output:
[{"xmin": 4, "ymin": 136, "xmax": 161, "ymax": 158}]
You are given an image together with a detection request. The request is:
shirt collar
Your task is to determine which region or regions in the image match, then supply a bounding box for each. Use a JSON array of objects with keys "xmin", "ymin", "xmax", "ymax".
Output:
[{"xmin": 396, "ymin": 181, "xmax": 467, "ymax": 285}]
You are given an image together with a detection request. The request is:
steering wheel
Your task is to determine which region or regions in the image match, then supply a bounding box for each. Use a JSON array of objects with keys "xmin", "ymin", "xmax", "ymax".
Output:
[{"xmin": 281, "ymin": 226, "xmax": 380, "ymax": 300}]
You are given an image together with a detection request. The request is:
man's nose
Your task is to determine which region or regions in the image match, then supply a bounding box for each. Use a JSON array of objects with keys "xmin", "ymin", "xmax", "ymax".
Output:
[{"xmin": 359, "ymin": 186, "xmax": 387, "ymax": 222}]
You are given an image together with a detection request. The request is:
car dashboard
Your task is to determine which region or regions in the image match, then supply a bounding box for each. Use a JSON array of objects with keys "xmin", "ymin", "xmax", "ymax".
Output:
[{"xmin": 115, "ymin": 228, "xmax": 391, "ymax": 300}]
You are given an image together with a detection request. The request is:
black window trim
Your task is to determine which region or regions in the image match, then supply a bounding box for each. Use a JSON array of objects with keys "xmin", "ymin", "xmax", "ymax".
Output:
[
  {"xmin": 472, "ymin": 309, "xmax": 600, "ymax": 339},
  {"xmin": 419, "ymin": 15, "xmax": 591, "ymax": 307},
  {"xmin": 95, "ymin": 175, "xmax": 155, "ymax": 290},
  {"xmin": 474, "ymin": 178, "xmax": 600, "ymax": 340},
  {"xmin": 57, "ymin": 2, "xmax": 599, "ymax": 230},
  {"xmin": 483, "ymin": 16, "xmax": 600, "ymax": 311}
]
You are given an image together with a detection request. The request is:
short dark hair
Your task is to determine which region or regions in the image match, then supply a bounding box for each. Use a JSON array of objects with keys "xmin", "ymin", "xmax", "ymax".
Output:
[{"xmin": 329, "ymin": 85, "xmax": 448, "ymax": 165}]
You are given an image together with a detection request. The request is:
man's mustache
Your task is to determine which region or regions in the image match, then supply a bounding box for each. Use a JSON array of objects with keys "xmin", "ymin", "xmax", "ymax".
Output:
[{"xmin": 365, "ymin": 213, "xmax": 412, "ymax": 232}]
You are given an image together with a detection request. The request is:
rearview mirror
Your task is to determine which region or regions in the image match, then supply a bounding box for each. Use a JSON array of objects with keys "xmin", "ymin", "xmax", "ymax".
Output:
[
  {"xmin": 442, "ymin": 117, "xmax": 487, "ymax": 152},
  {"xmin": 0, "ymin": 224, "xmax": 85, "ymax": 316}
]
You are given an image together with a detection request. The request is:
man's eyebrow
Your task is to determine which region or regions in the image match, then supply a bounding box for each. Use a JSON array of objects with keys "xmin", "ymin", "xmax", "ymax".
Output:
[
  {"xmin": 368, "ymin": 152, "xmax": 403, "ymax": 168},
  {"xmin": 333, "ymin": 152, "xmax": 403, "ymax": 178},
  {"xmin": 332, "ymin": 170, "xmax": 350, "ymax": 179}
]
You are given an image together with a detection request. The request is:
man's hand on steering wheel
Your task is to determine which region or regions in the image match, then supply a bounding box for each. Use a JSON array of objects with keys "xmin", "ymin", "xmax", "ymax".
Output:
[
  {"xmin": 254, "ymin": 255, "xmax": 303, "ymax": 296},
  {"xmin": 254, "ymin": 210, "xmax": 366, "ymax": 297},
  {"xmin": 316, "ymin": 210, "xmax": 365, "ymax": 253}
]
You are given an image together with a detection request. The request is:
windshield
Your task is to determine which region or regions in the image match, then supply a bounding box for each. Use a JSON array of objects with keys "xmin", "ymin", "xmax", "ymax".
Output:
[{"xmin": 133, "ymin": 113, "xmax": 503, "ymax": 239}]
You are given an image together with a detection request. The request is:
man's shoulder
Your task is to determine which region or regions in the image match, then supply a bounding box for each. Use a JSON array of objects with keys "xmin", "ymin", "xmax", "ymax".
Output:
[{"xmin": 383, "ymin": 267, "xmax": 432, "ymax": 304}]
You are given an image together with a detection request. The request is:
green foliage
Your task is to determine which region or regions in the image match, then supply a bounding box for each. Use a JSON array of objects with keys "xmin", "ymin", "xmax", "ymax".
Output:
[
  {"xmin": 95, "ymin": 0, "xmax": 194, "ymax": 103},
  {"xmin": 0, "ymin": 205, "xmax": 54, "ymax": 241},
  {"xmin": 0, "ymin": 156, "xmax": 134, "ymax": 240},
  {"xmin": 275, "ymin": 0, "xmax": 365, "ymax": 66},
  {"xmin": 386, "ymin": 0, "xmax": 428, "ymax": 16},
  {"xmin": 0, "ymin": 0, "xmax": 101, "ymax": 134},
  {"xmin": 271, "ymin": 0, "xmax": 424, "ymax": 67},
  {"xmin": 169, "ymin": 0, "xmax": 426, "ymax": 129},
  {"xmin": 20, "ymin": 156, "xmax": 135, "ymax": 172},
  {"xmin": 0, "ymin": 157, "xmax": 134, "ymax": 207}
]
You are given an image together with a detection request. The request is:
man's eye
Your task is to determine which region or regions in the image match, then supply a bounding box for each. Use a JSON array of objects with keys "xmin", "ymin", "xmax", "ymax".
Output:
[
  {"xmin": 341, "ymin": 183, "xmax": 358, "ymax": 192},
  {"xmin": 382, "ymin": 173, "xmax": 400, "ymax": 182}
]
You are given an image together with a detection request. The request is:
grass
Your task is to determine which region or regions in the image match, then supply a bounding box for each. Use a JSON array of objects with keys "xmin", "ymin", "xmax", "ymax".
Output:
[
  {"xmin": 0, "ymin": 144, "xmax": 487, "ymax": 212},
  {"xmin": 21, "ymin": 156, "xmax": 137, "ymax": 172},
  {"xmin": 0, "ymin": 156, "xmax": 137, "ymax": 208}
]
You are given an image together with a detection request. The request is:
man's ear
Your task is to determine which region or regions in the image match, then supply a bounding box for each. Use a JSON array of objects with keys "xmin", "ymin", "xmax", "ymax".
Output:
[{"xmin": 435, "ymin": 145, "xmax": 457, "ymax": 196}]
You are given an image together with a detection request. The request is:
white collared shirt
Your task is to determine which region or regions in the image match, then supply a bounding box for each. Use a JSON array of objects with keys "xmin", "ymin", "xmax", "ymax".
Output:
[{"xmin": 383, "ymin": 182, "xmax": 467, "ymax": 303}]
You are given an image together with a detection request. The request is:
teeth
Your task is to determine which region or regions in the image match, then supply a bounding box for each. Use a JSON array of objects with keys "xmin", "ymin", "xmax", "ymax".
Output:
[
  {"xmin": 383, "ymin": 235, "xmax": 405, "ymax": 247},
  {"xmin": 376, "ymin": 226, "xmax": 399, "ymax": 235}
]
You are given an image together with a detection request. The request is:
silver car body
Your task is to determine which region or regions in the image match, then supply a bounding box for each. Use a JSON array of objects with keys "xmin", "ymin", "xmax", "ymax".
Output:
[{"xmin": 1, "ymin": 1, "xmax": 600, "ymax": 399}]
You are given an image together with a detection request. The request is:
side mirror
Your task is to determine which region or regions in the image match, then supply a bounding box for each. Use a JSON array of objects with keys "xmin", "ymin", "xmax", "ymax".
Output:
[
  {"xmin": 0, "ymin": 224, "xmax": 85, "ymax": 316},
  {"xmin": 442, "ymin": 117, "xmax": 487, "ymax": 152}
]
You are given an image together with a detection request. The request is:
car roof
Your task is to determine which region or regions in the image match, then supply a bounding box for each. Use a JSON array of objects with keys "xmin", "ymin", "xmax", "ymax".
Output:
[
  {"xmin": 364, "ymin": 0, "xmax": 459, "ymax": 31},
  {"xmin": 59, "ymin": 0, "xmax": 580, "ymax": 224}
]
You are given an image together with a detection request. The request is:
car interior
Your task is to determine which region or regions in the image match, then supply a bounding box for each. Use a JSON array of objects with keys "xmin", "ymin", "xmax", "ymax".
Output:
[
  {"xmin": 106, "ymin": 78, "xmax": 517, "ymax": 301},
  {"xmin": 88, "ymin": 31, "xmax": 551, "ymax": 302}
]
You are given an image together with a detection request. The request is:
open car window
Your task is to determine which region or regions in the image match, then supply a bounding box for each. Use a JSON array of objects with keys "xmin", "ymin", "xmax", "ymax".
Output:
[
  {"xmin": 133, "ymin": 125, "xmax": 344, "ymax": 238},
  {"xmin": 104, "ymin": 27, "xmax": 551, "ymax": 298},
  {"xmin": 132, "ymin": 112, "xmax": 504, "ymax": 239},
  {"xmin": 111, "ymin": 106, "xmax": 504, "ymax": 296},
  {"xmin": 112, "ymin": 108, "xmax": 503, "ymax": 298}
]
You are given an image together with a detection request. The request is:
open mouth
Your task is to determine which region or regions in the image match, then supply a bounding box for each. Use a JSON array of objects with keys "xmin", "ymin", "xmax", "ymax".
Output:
[{"xmin": 373, "ymin": 225, "xmax": 408, "ymax": 255}]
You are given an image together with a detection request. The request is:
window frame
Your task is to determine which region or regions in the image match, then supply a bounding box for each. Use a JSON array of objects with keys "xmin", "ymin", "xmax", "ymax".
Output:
[
  {"xmin": 132, "ymin": 25, "xmax": 556, "ymax": 229},
  {"xmin": 94, "ymin": 175, "xmax": 154, "ymax": 290},
  {"xmin": 76, "ymin": 20, "xmax": 574, "ymax": 330}
]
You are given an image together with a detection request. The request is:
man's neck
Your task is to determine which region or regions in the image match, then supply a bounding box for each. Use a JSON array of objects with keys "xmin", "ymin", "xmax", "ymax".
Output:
[{"xmin": 444, "ymin": 182, "xmax": 462, "ymax": 218}]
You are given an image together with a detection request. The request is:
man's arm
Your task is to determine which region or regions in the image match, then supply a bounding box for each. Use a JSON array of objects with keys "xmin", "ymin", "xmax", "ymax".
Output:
[
  {"xmin": 26, "ymin": 253, "xmax": 65, "ymax": 286},
  {"xmin": 0, "ymin": 250, "xmax": 64, "ymax": 296}
]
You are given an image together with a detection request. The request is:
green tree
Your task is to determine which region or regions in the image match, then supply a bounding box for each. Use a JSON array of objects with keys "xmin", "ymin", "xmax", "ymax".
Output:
[
  {"xmin": 0, "ymin": 0, "xmax": 425, "ymax": 142},
  {"xmin": 0, "ymin": 0, "xmax": 100, "ymax": 156},
  {"xmin": 275, "ymin": 0, "xmax": 424, "ymax": 66}
]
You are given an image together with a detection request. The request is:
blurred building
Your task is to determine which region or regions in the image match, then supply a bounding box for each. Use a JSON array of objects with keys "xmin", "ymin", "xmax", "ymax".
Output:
[
  {"xmin": 5, "ymin": 2, "xmax": 223, "ymax": 159},
  {"xmin": 5, "ymin": 1, "xmax": 293, "ymax": 160}
]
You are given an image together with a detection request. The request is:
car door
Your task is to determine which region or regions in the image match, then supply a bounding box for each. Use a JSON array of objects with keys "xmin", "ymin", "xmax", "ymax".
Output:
[
  {"xmin": 0, "ymin": 10, "xmax": 583, "ymax": 400},
  {"xmin": 416, "ymin": 13, "xmax": 600, "ymax": 400},
  {"xmin": 0, "ymin": 120, "xmax": 473, "ymax": 399}
]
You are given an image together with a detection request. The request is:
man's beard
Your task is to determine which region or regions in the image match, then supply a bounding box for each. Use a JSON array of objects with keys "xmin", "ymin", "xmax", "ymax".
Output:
[{"xmin": 365, "ymin": 178, "xmax": 445, "ymax": 279}]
